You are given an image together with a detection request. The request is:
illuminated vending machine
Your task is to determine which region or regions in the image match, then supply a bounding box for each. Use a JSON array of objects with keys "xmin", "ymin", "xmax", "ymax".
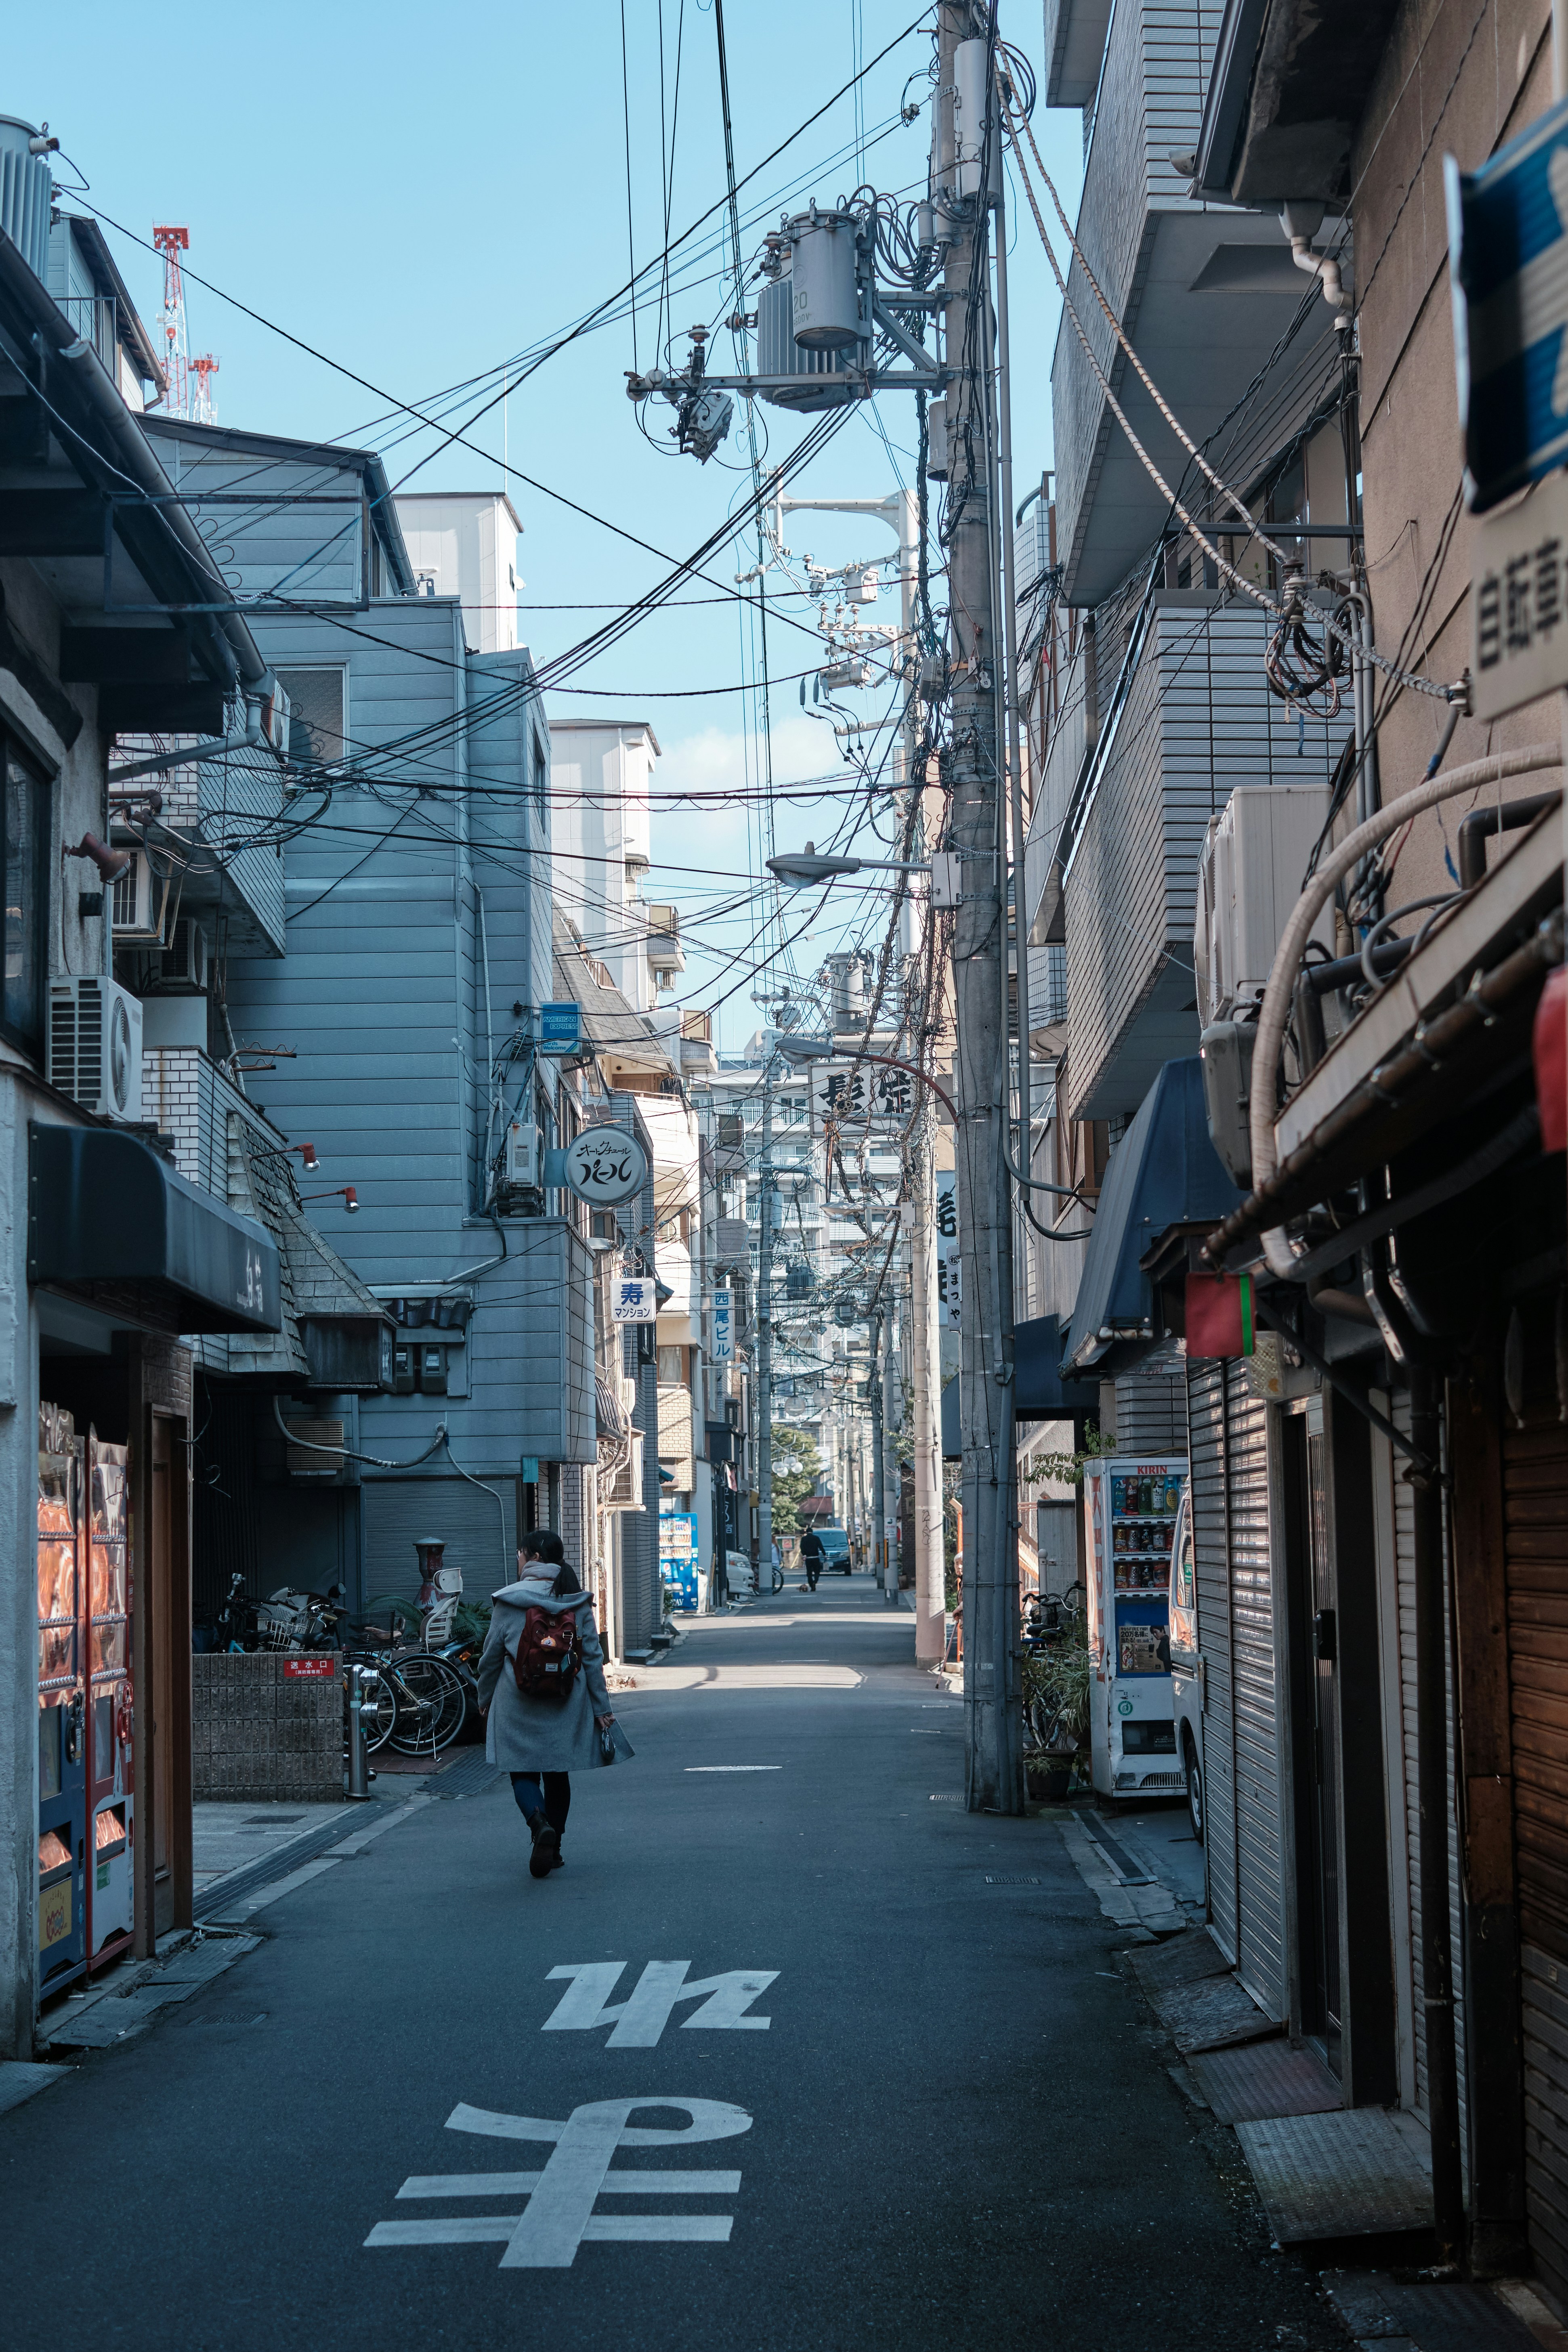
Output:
[
  {"xmin": 37, "ymin": 1405, "xmax": 85, "ymax": 1995},
  {"xmin": 658, "ymin": 1509, "xmax": 700, "ymax": 1611},
  {"xmin": 85, "ymin": 1434, "xmax": 133, "ymax": 1964},
  {"xmin": 1083, "ymin": 1457, "xmax": 1188, "ymax": 1800}
]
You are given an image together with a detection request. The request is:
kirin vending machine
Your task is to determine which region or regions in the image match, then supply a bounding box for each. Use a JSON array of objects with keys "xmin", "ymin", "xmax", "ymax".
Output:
[{"xmin": 1083, "ymin": 1457, "xmax": 1188, "ymax": 1800}]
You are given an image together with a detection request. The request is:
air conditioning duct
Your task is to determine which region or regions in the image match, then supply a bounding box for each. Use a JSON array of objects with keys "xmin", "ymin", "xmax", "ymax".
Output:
[{"xmin": 47, "ymin": 978, "xmax": 143, "ymax": 1122}]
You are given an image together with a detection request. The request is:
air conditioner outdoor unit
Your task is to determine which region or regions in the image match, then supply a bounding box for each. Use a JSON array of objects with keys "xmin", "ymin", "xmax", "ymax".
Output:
[
  {"xmin": 1194, "ymin": 785, "xmax": 1332, "ymax": 1027},
  {"xmin": 110, "ymin": 850, "xmax": 167, "ymax": 945},
  {"xmin": 47, "ymin": 978, "xmax": 143, "ymax": 1122},
  {"xmin": 603, "ymin": 1430, "xmax": 645, "ymax": 1509},
  {"xmin": 155, "ymin": 917, "xmax": 208, "ymax": 993}
]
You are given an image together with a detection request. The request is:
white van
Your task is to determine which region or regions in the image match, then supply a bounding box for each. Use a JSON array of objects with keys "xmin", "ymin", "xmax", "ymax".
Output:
[{"xmin": 1167, "ymin": 1485, "xmax": 1203, "ymax": 1842}]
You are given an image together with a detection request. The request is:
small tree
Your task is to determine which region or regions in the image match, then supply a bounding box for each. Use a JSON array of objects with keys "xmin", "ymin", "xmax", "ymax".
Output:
[{"xmin": 770, "ymin": 1423, "xmax": 820, "ymax": 1535}]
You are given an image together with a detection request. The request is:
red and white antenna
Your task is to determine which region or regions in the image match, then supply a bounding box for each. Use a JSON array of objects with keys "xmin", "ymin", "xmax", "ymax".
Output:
[
  {"xmin": 189, "ymin": 352, "xmax": 218, "ymax": 425},
  {"xmin": 152, "ymin": 225, "xmax": 189, "ymax": 417},
  {"xmin": 153, "ymin": 225, "xmax": 218, "ymax": 422}
]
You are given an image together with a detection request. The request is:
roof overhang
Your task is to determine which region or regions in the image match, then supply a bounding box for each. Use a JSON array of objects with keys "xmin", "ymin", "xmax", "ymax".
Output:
[
  {"xmin": 1194, "ymin": 0, "xmax": 1402, "ymax": 204},
  {"xmin": 28, "ymin": 1123, "xmax": 282, "ymax": 1336}
]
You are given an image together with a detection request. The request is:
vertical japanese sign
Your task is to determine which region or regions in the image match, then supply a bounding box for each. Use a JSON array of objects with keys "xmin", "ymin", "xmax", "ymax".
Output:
[
  {"xmin": 710, "ymin": 1290, "xmax": 733, "ymax": 1362},
  {"xmin": 936, "ymin": 1171, "xmax": 960, "ymax": 1328}
]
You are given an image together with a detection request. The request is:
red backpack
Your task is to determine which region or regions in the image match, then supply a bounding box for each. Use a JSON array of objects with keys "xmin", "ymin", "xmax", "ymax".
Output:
[{"xmin": 512, "ymin": 1604, "xmax": 583, "ymax": 1703}]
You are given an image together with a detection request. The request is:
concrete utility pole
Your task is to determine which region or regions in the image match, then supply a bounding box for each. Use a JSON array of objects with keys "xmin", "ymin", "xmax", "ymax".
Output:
[
  {"xmin": 910, "ymin": 1116, "xmax": 945, "ymax": 1660},
  {"xmin": 869, "ymin": 1309, "xmax": 887, "ymax": 1592},
  {"xmin": 938, "ymin": 2, "xmax": 1022, "ymax": 1813},
  {"xmin": 757, "ymin": 1072, "xmax": 774, "ymax": 1576}
]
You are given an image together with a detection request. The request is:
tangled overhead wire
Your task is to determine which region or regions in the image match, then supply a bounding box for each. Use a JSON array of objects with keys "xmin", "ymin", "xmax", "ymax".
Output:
[{"xmin": 1263, "ymin": 570, "xmax": 1348, "ymax": 717}]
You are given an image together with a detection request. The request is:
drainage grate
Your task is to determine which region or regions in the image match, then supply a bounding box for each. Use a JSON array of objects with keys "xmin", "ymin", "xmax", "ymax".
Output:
[
  {"xmin": 242, "ymin": 1814, "xmax": 304, "ymax": 1826},
  {"xmin": 929, "ymin": 1794, "xmax": 962, "ymax": 1804},
  {"xmin": 178, "ymin": 2010, "xmax": 269, "ymax": 2027},
  {"xmin": 984, "ymin": 1875, "xmax": 1041, "ymax": 1886},
  {"xmin": 423, "ymin": 1752, "xmax": 503, "ymax": 1798}
]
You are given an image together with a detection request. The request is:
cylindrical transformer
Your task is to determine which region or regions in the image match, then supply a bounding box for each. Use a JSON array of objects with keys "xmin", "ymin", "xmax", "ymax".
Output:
[
  {"xmin": 787, "ymin": 208, "xmax": 861, "ymax": 350},
  {"xmin": 926, "ymin": 397, "xmax": 949, "ymax": 481},
  {"xmin": 954, "ymin": 38, "xmax": 995, "ymax": 201}
]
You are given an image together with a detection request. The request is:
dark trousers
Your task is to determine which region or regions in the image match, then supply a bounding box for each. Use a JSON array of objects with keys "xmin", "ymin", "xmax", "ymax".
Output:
[{"xmin": 511, "ymin": 1771, "xmax": 571, "ymax": 1836}]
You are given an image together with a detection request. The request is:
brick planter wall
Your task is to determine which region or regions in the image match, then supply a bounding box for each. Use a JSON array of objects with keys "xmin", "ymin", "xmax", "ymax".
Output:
[{"xmin": 192, "ymin": 1653, "xmax": 343, "ymax": 1802}]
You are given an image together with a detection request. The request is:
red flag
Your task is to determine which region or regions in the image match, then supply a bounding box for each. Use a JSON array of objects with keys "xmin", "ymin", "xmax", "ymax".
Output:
[{"xmin": 1186, "ymin": 1271, "xmax": 1254, "ymax": 1358}]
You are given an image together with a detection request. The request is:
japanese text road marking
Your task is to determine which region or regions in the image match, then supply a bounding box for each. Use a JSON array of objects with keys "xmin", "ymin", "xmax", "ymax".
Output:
[
  {"xmin": 541, "ymin": 1961, "xmax": 777, "ymax": 2046},
  {"xmin": 364, "ymin": 2097, "xmax": 750, "ymax": 2267}
]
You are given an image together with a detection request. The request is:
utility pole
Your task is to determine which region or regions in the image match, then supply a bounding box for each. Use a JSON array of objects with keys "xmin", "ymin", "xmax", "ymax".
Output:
[
  {"xmin": 757, "ymin": 1071, "xmax": 774, "ymax": 1578},
  {"xmin": 869, "ymin": 1309, "xmax": 887, "ymax": 1594},
  {"xmin": 910, "ymin": 1117, "xmax": 945, "ymax": 1659},
  {"xmin": 939, "ymin": 3, "xmax": 1022, "ymax": 1813}
]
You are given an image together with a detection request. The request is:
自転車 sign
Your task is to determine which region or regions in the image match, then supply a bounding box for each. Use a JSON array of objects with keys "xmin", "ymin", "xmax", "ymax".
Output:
[{"xmin": 1469, "ymin": 467, "xmax": 1568, "ymax": 719}]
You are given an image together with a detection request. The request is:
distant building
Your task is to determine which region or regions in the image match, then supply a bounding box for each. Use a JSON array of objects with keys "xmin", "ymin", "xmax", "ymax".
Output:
[{"xmin": 394, "ymin": 491, "xmax": 523, "ymax": 653}]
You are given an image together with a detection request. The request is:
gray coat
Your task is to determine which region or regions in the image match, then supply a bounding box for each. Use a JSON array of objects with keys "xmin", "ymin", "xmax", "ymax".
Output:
[{"xmin": 476, "ymin": 1576, "xmax": 614, "ymax": 1773}]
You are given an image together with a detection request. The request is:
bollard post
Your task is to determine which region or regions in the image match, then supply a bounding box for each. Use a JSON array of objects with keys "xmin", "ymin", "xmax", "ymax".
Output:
[{"xmin": 346, "ymin": 1664, "xmax": 369, "ymax": 1799}]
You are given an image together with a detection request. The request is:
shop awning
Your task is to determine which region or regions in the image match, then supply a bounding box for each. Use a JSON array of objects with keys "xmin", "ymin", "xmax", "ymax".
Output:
[
  {"xmin": 29, "ymin": 1124, "xmax": 283, "ymax": 1335},
  {"xmin": 1064, "ymin": 1059, "xmax": 1242, "ymax": 1375},
  {"xmin": 1015, "ymin": 1316, "xmax": 1103, "ymax": 1419}
]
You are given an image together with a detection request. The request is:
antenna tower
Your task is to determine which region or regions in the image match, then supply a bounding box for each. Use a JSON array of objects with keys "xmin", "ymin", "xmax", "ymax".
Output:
[{"xmin": 153, "ymin": 224, "xmax": 218, "ymax": 422}]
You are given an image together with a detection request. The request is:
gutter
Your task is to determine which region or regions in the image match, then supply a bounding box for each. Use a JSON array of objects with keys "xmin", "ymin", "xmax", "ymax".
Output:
[
  {"xmin": 107, "ymin": 688, "xmax": 274, "ymax": 787},
  {"xmin": 0, "ymin": 231, "xmax": 268, "ymax": 691}
]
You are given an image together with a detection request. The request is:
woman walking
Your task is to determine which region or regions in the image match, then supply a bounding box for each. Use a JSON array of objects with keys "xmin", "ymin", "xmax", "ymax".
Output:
[{"xmin": 475, "ymin": 1531, "xmax": 620, "ymax": 1879}]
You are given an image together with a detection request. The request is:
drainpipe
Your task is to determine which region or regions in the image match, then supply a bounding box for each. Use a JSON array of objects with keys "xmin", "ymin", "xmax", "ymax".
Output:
[
  {"xmin": 107, "ymin": 688, "xmax": 273, "ymax": 787},
  {"xmin": 1280, "ymin": 201, "xmax": 1351, "ymax": 325},
  {"xmin": 1411, "ymin": 1354, "xmax": 1465, "ymax": 2269}
]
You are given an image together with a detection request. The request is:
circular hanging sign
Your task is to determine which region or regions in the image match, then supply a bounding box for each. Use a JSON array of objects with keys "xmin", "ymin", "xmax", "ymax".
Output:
[{"xmin": 563, "ymin": 1127, "xmax": 650, "ymax": 1207}]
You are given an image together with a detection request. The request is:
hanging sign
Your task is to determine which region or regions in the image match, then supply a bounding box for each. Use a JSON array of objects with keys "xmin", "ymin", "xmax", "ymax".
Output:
[
  {"xmin": 540, "ymin": 1001, "xmax": 581, "ymax": 1055},
  {"xmin": 1446, "ymin": 95, "xmax": 1568, "ymax": 512},
  {"xmin": 809, "ymin": 1062, "xmax": 915, "ymax": 1138},
  {"xmin": 1468, "ymin": 467, "xmax": 1568, "ymax": 719},
  {"xmin": 710, "ymin": 1289, "xmax": 733, "ymax": 1362},
  {"xmin": 564, "ymin": 1126, "xmax": 649, "ymax": 1207},
  {"xmin": 936, "ymin": 1171, "xmax": 961, "ymax": 1329},
  {"xmin": 614, "ymin": 1277, "xmax": 657, "ymax": 1324}
]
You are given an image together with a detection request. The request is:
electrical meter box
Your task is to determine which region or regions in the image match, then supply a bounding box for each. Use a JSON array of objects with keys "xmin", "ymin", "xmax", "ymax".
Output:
[
  {"xmin": 505, "ymin": 1122, "xmax": 541, "ymax": 1188},
  {"xmin": 1083, "ymin": 1458, "xmax": 1189, "ymax": 1800}
]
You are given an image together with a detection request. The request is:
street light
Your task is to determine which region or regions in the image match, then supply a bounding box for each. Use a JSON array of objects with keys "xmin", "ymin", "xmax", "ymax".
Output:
[{"xmin": 766, "ymin": 839, "xmax": 932, "ymax": 886}]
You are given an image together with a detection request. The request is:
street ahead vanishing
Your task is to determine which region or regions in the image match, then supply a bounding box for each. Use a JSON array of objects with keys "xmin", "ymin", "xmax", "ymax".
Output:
[{"xmin": 0, "ymin": 1583, "xmax": 1342, "ymax": 2350}]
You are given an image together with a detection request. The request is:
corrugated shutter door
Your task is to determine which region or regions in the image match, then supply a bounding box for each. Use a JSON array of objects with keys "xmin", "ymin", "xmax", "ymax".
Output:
[
  {"xmin": 1503, "ymin": 1409, "xmax": 1568, "ymax": 2302},
  {"xmin": 1188, "ymin": 1358, "xmax": 1237, "ymax": 1963},
  {"xmin": 1228, "ymin": 1365, "xmax": 1286, "ymax": 2022},
  {"xmin": 361, "ymin": 1475, "xmax": 516, "ymax": 1613}
]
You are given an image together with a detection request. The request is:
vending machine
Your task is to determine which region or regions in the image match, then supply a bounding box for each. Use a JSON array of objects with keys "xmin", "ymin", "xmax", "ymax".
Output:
[
  {"xmin": 85, "ymin": 1434, "xmax": 133, "ymax": 1964},
  {"xmin": 658, "ymin": 1511, "xmax": 700, "ymax": 1611},
  {"xmin": 1083, "ymin": 1457, "xmax": 1189, "ymax": 1800},
  {"xmin": 37, "ymin": 1406, "xmax": 85, "ymax": 1994}
]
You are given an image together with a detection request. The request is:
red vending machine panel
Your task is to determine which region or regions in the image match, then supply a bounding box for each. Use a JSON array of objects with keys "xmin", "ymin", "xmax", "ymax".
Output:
[{"xmin": 38, "ymin": 1407, "xmax": 85, "ymax": 1995}]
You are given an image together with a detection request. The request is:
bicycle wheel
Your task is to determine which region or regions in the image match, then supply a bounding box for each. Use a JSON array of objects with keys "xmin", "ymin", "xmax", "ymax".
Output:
[
  {"xmin": 771, "ymin": 1565, "xmax": 784, "ymax": 1592},
  {"xmin": 353, "ymin": 1666, "xmax": 398, "ymax": 1754},
  {"xmin": 387, "ymin": 1653, "xmax": 468, "ymax": 1754}
]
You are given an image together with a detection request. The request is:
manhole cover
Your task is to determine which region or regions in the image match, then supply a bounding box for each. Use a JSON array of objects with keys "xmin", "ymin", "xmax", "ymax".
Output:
[
  {"xmin": 984, "ymin": 1875, "xmax": 1041, "ymax": 1886},
  {"xmin": 929, "ymin": 1794, "xmax": 962, "ymax": 1804}
]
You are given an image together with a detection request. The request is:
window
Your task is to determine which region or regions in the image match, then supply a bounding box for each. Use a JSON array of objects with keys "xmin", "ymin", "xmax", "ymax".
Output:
[
  {"xmin": 2, "ymin": 735, "xmax": 48, "ymax": 1054},
  {"xmin": 275, "ymin": 668, "xmax": 347, "ymax": 768},
  {"xmin": 657, "ymin": 1344, "xmax": 686, "ymax": 1384}
]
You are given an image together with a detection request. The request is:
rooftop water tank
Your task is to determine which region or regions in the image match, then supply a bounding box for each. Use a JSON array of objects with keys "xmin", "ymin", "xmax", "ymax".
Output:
[
  {"xmin": 786, "ymin": 208, "xmax": 861, "ymax": 350},
  {"xmin": 0, "ymin": 118, "xmax": 52, "ymax": 281}
]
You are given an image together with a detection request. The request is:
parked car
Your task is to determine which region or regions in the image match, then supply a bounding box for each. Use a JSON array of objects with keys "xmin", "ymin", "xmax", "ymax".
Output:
[{"xmin": 815, "ymin": 1525, "xmax": 853, "ymax": 1574}]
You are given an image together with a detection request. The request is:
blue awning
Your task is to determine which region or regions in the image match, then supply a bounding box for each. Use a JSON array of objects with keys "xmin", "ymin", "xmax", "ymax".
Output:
[
  {"xmin": 940, "ymin": 1317, "xmax": 1100, "ymax": 1457},
  {"xmin": 1063, "ymin": 1058, "xmax": 1243, "ymax": 1375}
]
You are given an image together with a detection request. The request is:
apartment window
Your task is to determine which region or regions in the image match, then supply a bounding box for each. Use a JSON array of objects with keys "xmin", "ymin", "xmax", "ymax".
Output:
[
  {"xmin": 2, "ymin": 734, "xmax": 48, "ymax": 1056},
  {"xmin": 658, "ymin": 1344, "xmax": 686, "ymax": 1384},
  {"xmin": 275, "ymin": 667, "xmax": 348, "ymax": 768}
]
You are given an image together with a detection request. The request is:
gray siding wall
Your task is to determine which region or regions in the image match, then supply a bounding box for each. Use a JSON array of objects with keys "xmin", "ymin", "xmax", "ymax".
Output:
[
  {"xmin": 1051, "ymin": 0, "xmax": 1224, "ymax": 584},
  {"xmin": 227, "ymin": 599, "xmax": 559, "ymax": 1480},
  {"xmin": 1063, "ymin": 595, "xmax": 1352, "ymax": 1118}
]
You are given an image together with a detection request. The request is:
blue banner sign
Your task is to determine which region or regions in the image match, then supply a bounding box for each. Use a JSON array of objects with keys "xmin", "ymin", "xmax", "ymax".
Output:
[{"xmin": 1448, "ymin": 94, "xmax": 1568, "ymax": 509}]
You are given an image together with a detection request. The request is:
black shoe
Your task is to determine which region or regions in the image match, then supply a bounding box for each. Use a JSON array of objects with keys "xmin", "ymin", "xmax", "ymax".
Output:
[
  {"xmin": 529, "ymin": 1819, "xmax": 560, "ymax": 1879},
  {"xmin": 550, "ymin": 1846, "xmax": 566, "ymax": 1871}
]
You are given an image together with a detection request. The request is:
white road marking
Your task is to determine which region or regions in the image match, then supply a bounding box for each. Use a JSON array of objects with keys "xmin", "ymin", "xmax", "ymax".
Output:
[
  {"xmin": 541, "ymin": 1960, "xmax": 777, "ymax": 2045},
  {"xmin": 366, "ymin": 2098, "xmax": 751, "ymax": 2267},
  {"xmin": 684, "ymin": 1765, "xmax": 782, "ymax": 1773},
  {"xmin": 397, "ymin": 2171, "xmax": 742, "ymax": 2197}
]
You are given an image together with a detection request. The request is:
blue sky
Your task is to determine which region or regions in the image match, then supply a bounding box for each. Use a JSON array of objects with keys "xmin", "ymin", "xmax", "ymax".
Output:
[{"xmin": 9, "ymin": 1, "xmax": 1082, "ymax": 1050}]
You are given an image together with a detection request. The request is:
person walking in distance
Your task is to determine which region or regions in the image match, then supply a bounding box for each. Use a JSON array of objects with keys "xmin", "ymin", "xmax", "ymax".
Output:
[
  {"xmin": 799, "ymin": 1525, "xmax": 825, "ymax": 1592},
  {"xmin": 476, "ymin": 1530, "xmax": 620, "ymax": 1879}
]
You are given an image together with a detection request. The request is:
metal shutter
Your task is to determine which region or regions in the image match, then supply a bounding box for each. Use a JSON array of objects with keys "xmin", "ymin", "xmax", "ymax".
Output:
[
  {"xmin": 360, "ymin": 1475, "xmax": 516, "ymax": 1613},
  {"xmin": 1503, "ymin": 1408, "xmax": 1568, "ymax": 2300},
  {"xmin": 1228, "ymin": 1366, "xmax": 1287, "ymax": 2022},
  {"xmin": 1188, "ymin": 1358, "xmax": 1237, "ymax": 1962}
]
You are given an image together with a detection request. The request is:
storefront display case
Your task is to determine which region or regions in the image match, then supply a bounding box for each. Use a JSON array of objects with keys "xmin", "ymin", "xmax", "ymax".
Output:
[{"xmin": 1083, "ymin": 1457, "xmax": 1189, "ymax": 1799}]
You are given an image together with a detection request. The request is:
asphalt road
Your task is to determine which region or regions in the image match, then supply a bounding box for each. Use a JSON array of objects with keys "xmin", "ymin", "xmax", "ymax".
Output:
[{"xmin": 0, "ymin": 1574, "xmax": 1344, "ymax": 2350}]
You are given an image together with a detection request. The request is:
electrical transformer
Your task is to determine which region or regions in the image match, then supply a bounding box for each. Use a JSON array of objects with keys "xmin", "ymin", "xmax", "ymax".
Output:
[{"xmin": 786, "ymin": 207, "xmax": 862, "ymax": 348}]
